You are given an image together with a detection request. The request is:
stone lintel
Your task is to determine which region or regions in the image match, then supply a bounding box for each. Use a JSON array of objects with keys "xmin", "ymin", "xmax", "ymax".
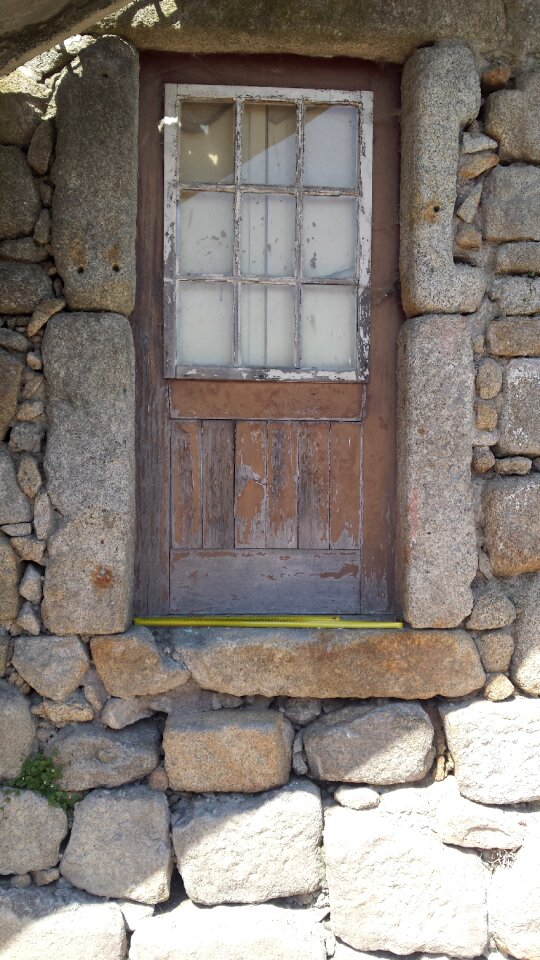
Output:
[
  {"xmin": 171, "ymin": 627, "xmax": 485, "ymax": 700},
  {"xmin": 396, "ymin": 314, "xmax": 477, "ymax": 628}
]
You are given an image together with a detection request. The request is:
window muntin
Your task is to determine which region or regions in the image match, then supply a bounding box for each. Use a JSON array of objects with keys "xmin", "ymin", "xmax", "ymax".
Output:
[{"xmin": 163, "ymin": 84, "xmax": 373, "ymax": 381}]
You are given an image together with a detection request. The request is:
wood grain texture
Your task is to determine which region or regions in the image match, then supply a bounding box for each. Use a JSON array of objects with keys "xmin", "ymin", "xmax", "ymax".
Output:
[
  {"xmin": 298, "ymin": 422, "xmax": 330, "ymax": 549},
  {"xmin": 235, "ymin": 421, "xmax": 267, "ymax": 547},
  {"xmin": 171, "ymin": 421, "xmax": 202, "ymax": 548},
  {"xmin": 202, "ymin": 420, "xmax": 235, "ymax": 548},
  {"xmin": 170, "ymin": 379, "xmax": 364, "ymax": 420},
  {"xmin": 330, "ymin": 422, "xmax": 362, "ymax": 548},
  {"xmin": 170, "ymin": 549, "xmax": 360, "ymax": 614},
  {"xmin": 267, "ymin": 422, "xmax": 298, "ymax": 548}
]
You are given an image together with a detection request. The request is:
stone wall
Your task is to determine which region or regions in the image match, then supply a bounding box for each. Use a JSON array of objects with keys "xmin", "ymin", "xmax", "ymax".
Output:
[{"xmin": 1, "ymin": 31, "xmax": 540, "ymax": 960}]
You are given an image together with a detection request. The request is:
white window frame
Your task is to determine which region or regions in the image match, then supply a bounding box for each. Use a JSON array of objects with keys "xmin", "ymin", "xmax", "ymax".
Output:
[{"xmin": 163, "ymin": 83, "xmax": 373, "ymax": 382}]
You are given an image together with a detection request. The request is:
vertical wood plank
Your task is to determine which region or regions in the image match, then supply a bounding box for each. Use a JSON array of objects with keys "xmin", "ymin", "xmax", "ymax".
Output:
[
  {"xmin": 171, "ymin": 421, "xmax": 202, "ymax": 548},
  {"xmin": 267, "ymin": 422, "xmax": 298, "ymax": 548},
  {"xmin": 202, "ymin": 420, "xmax": 235, "ymax": 548},
  {"xmin": 235, "ymin": 421, "xmax": 267, "ymax": 547},
  {"xmin": 298, "ymin": 422, "xmax": 330, "ymax": 548},
  {"xmin": 330, "ymin": 422, "xmax": 362, "ymax": 548}
]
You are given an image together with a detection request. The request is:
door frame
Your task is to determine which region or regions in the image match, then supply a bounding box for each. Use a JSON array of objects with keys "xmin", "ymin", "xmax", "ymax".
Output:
[{"xmin": 133, "ymin": 52, "xmax": 402, "ymax": 617}]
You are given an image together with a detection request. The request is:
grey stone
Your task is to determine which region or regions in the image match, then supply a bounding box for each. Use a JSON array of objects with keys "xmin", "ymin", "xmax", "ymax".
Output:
[
  {"xmin": 172, "ymin": 780, "xmax": 323, "ymax": 904},
  {"xmin": 396, "ymin": 315, "xmax": 476, "ymax": 627},
  {"xmin": 41, "ymin": 311, "xmax": 135, "ymax": 636},
  {"xmin": 484, "ymin": 164, "xmax": 540, "ymax": 242},
  {"xmin": 32, "ymin": 867, "xmax": 60, "ymax": 886},
  {"xmin": 0, "ymin": 886, "xmax": 127, "ymax": 960},
  {"xmin": 0, "ymin": 262, "xmax": 52, "ymax": 315},
  {"xmin": 456, "ymin": 181, "xmax": 483, "ymax": 223},
  {"xmin": 483, "ymin": 476, "xmax": 540, "ymax": 576},
  {"xmin": 325, "ymin": 806, "xmax": 488, "ymax": 956},
  {"xmin": 15, "ymin": 600, "xmax": 40, "ymax": 635},
  {"xmin": 0, "ymin": 445, "xmax": 31, "ymax": 525},
  {"xmin": 27, "ymin": 119, "xmax": 55, "ymax": 175},
  {"xmin": 491, "ymin": 830, "xmax": 540, "ymax": 959},
  {"xmin": 0, "ymin": 146, "xmax": 40, "ymax": 241},
  {"xmin": 26, "ymin": 297, "xmax": 64, "ymax": 338},
  {"xmin": 10, "ymin": 534, "xmax": 45, "ymax": 564},
  {"xmin": 400, "ymin": 45, "xmax": 485, "ymax": 317},
  {"xmin": 12, "ymin": 634, "xmax": 89, "ymax": 701},
  {"xmin": 16, "ymin": 453, "xmax": 41, "ymax": 497},
  {"xmin": 485, "ymin": 69, "xmax": 540, "ymax": 163},
  {"xmin": 101, "ymin": 697, "xmax": 154, "ymax": 729},
  {"xmin": 276, "ymin": 697, "xmax": 322, "ymax": 726},
  {"xmin": 17, "ymin": 400, "xmax": 44, "ymax": 421},
  {"xmin": 61, "ymin": 786, "xmax": 172, "ymax": 904},
  {"xmin": 8, "ymin": 421, "xmax": 44, "ymax": 454},
  {"xmin": 44, "ymin": 719, "xmax": 160, "ymax": 790},
  {"xmin": 483, "ymin": 672, "xmax": 514, "ymax": 701},
  {"xmin": 0, "ymin": 237, "xmax": 48, "ymax": 262},
  {"xmin": 0, "ymin": 635, "xmax": 12, "ymax": 675},
  {"xmin": 0, "ymin": 72, "xmax": 49, "ymax": 146},
  {"xmin": 163, "ymin": 709, "xmax": 293, "ymax": 792},
  {"xmin": 33, "ymin": 207, "xmax": 50, "ymax": 246},
  {"xmin": 173, "ymin": 627, "xmax": 485, "ymax": 699},
  {"xmin": 130, "ymin": 900, "xmax": 327, "ymax": 960},
  {"xmin": 90, "ymin": 627, "xmax": 189, "ymax": 697},
  {"xmin": 492, "ymin": 276, "xmax": 540, "ymax": 315},
  {"xmin": 441, "ymin": 697, "xmax": 540, "ymax": 804},
  {"xmin": 0, "ymin": 328, "xmax": 31, "ymax": 352},
  {"xmin": 476, "ymin": 357, "xmax": 503, "ymax": 399},
  {"xmin": 475, "ymin": 630, "xmax": 514, "ymax": 673},
  {"xmin": 495, "ymin": 455, "xmax": 532, "ymax": 475},
  {"xmin": 117, "ymin": 899, "xmax": 154, "ymax": 933},
  {"xmin": 0, "ymin": 787, "xmax": 67, "ymax": 875},
  {"xmin": 0, "ymin": 679, "xmax": 35, "ymax": 778},
  {"xmin": 498, "ymin": 359, "xmax": 540, "ymax": 456},
  {"xmin": 465, "ymin": 583, "xmax": 516, "ymax": 630},
  {"xmin": 509, "ymin": 574, "xmax": 540, "ymax": 695},
  {"xmin": 0, "ymin": 532, "xmax": 21, "ymax": 624},
  {"xmin": 52, "ymin": 37, "xmax": 138, "ymax": 314},
  {"xmin": 495, "ymin": 241, "xmax": 540, "ymax": 275},
  {"xmin": 461, "ymin": 132, "xmax": 498, "ymax": 153},
  {"xmin": 0, "ymin": 349, "xmax": 22, "ymax": 441},
  {"xmin": 334, "ymin": 785, "xmax": 380, "ymax": 810},
  {"xmin": 19, "ymin": 565, "xmax": 43, "ymax": 605},
  {"xmin": 33, "ymin": 489, "xmax": 54, "ymax": 540},
  {"xmin": 1, "ymin": 523, "xmax": 31, "ymax": 536},
  {"xmin": 24, "ymin": 36, "xmax": 97, "ymax": 81},
  {"xmin": 32, "ymin": 691, "xmax": 94, "ymax": 725},
  {"xmin": 303, "ymin": 702, "xmax": 435, "ymax": 784},
  {"xmin": 488, "ymin": 317, "xmax": 540, "ymax": 356}
]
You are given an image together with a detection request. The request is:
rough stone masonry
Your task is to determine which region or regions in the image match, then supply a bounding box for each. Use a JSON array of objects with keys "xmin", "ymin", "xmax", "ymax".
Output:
[{"xmin": 1, "ymin": 16, "xmax": 540, "ymax": 960}]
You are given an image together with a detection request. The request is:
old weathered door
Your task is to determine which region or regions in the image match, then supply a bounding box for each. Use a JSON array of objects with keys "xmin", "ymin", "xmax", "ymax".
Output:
[{"xmin": 135, "ymin": 55, "xmax": 400, "ymax": 618}]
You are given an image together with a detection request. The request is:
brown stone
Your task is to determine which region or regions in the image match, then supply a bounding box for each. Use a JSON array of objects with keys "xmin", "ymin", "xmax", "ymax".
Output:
[
  {"xmin": 27, "ymin": 298, "xmax": 65, "ymax": 338},
  {"xmin": 476, "ymin": 400, "xmax": 498, "ymax": 431},
  {"xmin": 481, "ymin": 64, "xmax": 512, "ymax": 91},
  {"xmin": 16, "ymin": 454, "xmax": 41, "ymax": 498},
  {"xmin": 495, "ymin": 457, "xmax": 532, "ymax": 475},
  {"xmin": 488, "ymin": 318, "xmax": 540, "ymax": 356},
  {"xmin": 472, "ymin": 446, "xmax": 495, "ymax": 474},
  {"xmin": 164, "ymin": 709, "xmax": 294, "ymax": 792},
  {"xmin": 483, "ymin": 476, "xmax": 540, "ymax": 576},
  {"xmin": 458, "ymin": 152, "xmax": 498, "ymax": 180},
  {"xmin": 0, "ymin": 348, "xmax": 23, "ymax": 441},
  {"xmin": 475, "ymin": 630, "xmax": 514, "ymax": 673},
  {"xmin": 172, "ymin": 627, "xmax": 486, "ymax": 700},
  {"xmin": 476, "ymin": 357, "xmax": 503, "ymax": 398},
  {"xmin": 483, "ymin": 673, "xmax": 514, "ymax": 701},
  {"xmin": 91, "ymin": 627, "xmax": 190, "ymax": 697},
  {"xmin": 495, "ymin": 241, "xmax": 540, "ymax": 275},
  {"xmin": 455, "ymin": 223, "xmax": 482, "ymax": 251}
]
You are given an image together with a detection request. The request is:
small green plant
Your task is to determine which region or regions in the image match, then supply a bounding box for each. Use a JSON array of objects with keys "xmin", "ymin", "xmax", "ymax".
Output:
[{"xmin": 2, "ymin": 752, "xmax": 80, "ymax": 811}]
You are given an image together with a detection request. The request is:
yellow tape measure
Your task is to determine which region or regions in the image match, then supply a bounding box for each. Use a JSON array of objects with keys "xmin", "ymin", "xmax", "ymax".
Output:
[{"xmin": 134, "ymin": 615, "xmax": 404, "ymax": 629}]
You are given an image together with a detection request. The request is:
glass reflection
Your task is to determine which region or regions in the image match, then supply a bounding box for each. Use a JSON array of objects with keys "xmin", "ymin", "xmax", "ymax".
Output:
[
  {"xmin": 242, "ymin": 103, "xmax": 297, "ymax": 185},
  {"xmin": 179, "ymin": 101, "xmax": 234, "ymax": 184}
]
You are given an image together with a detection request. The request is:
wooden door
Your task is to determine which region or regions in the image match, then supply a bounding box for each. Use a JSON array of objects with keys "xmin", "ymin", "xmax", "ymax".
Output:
[
  {"xmin": 134, "ymin": 54, "xmax": 401, "ymax": 618},
  {"xmin": 168, "ymin": 381, "xmax": 364, "ymax": 613}
]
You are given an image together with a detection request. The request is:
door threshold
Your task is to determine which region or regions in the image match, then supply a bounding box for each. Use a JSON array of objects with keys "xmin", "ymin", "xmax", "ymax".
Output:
[{"xmin": 133, "ymin": 615, "xmax": 404, "ymax": 629}]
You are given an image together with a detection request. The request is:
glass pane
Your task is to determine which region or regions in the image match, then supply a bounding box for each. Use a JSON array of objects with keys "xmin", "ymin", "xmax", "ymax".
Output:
[
  {"xmin": 179, "ymin": 192, "xmax": 233, "ymax": 276},
  {"xmin": 301, "ymin": 285, "xmax": 356, "ymax": 370},
  {"xmin": 242, "ymin": 103, "xmax": 296, "ymax": 185},
  {"xmin": 304, "ymin": 105, "xmax": 357, "ymax": 188},
  {"xmin": 179, "ymin": 100, "xmax": 234, "ymax": 184},
  {"xmin": 302, "ymin": 196, "xmax": 356, "ymax": 279},
  {"xmin": 177, "ymin": 282, "xmax": 233, "ymax": 366},
  {"xmin": 240, "ymin": 284, "xmax": 295, "ymax": 367},
  {"xmin": 240, "ymin": 194, "xmax": 295, "ymax": 277}
]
